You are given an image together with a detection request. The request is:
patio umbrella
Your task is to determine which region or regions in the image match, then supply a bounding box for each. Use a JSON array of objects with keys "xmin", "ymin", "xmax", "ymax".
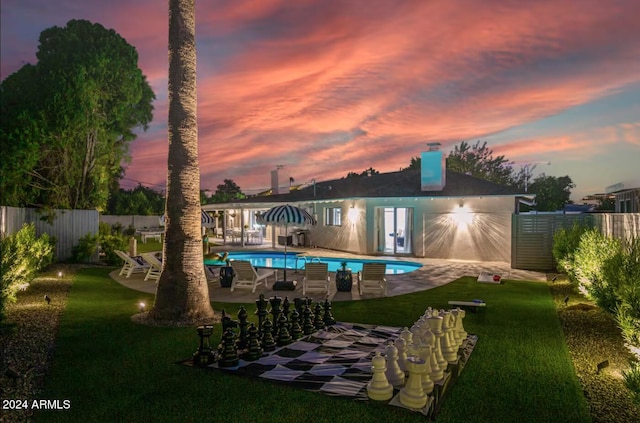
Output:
[{"xmin": 259, "ymin": 204, "xmax": 316, "ymax": 284}]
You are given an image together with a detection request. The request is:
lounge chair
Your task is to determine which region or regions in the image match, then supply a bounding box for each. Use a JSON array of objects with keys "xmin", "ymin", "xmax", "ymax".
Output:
[
  {"xmin": 115, "ymin": 250, "xmax": 149, "ymax": 278},
  {"xmin": 302, "ymin": 263, "xmax": 330, "ymax": 296},
  {"xmin": 140, "ymin": 252, "xmax": 162, "ymax": 282},
  {"xmin": 357, "ymin": 263, "xmax": 387, "ymax": 296},
  {"xmin": 229, "ymin": 260, "xmax": 278, "ymax": 293}
]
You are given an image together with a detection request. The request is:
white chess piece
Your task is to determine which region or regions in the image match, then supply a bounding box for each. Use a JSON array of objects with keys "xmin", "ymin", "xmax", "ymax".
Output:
[
  {"xmin": 417, "ymin": 344, "xmax": 434, "ymax": 394},
  {"xmin": 367, "ymin": 352, "xmax": 393, "ymax": 401},
  {"xmin": 423, "ymin": 329, "xmax": 443, "ymax": 382},
  {"xmin": 440, "ymin": 311, "xmax": 458, "ymax": 363},
  {"xmin": 427, "ymin": 315, "xmax": 447, "ymax": 370},
  {"xmin": 394, "ymin": 337, "xmax": 408, "ymax": 372},
  {"xmin": 399, "ymin": 356, "xmax": 428, "ymax": 409},
  {"xmin": 385, "ymin": 341, "xmax": 405, "ymax": 386}
]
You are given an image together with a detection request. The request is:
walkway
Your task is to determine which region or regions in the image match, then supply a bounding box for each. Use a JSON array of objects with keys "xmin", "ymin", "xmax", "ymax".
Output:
[{"xmin": 111, "ymin": 246, "xmax": 547, "ymax": 303}]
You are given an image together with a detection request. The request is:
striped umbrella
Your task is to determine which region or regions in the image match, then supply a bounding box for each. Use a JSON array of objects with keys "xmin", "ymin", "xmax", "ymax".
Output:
[{"xmin": 259, "ymin": 205, "xmax": 316, "ymax": 282}]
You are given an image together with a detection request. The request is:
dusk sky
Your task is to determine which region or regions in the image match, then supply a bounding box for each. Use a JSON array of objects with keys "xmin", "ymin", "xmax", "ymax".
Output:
[{"xmin": 2, "ymin": 0, "xmax": 639, "ymax": 201}]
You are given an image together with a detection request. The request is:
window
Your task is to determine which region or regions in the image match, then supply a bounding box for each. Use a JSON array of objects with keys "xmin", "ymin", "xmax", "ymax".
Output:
[{"xmin": 325, "ymin": 207, "xmax": 342, "ymax": 226}]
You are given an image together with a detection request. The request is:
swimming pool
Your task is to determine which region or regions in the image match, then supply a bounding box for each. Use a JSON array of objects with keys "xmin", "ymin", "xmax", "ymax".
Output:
[{"xmin": 204, "ymin": 251, "xmax": 422, "ymax": 274}]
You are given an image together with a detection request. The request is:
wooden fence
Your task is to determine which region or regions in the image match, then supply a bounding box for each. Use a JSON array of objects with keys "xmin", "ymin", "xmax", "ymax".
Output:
[
  {"xmin": 512, "ymin": 213, "xmax": 640, "ymax": 271},
  {"xmin": 0, "ymin": 206, "xmax": 99, "ymax": 261}
]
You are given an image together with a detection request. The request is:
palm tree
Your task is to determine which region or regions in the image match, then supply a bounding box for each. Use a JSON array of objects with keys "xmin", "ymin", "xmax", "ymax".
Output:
[{"xmin": 147, "ymin": 0, "xmax": 215, "ymax": 324}]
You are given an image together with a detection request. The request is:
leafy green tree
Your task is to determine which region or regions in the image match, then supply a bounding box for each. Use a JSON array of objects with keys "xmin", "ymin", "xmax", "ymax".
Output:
[
  {"xmin": 0, "ymin": 19, "xmax": 155, "ymax": 210},
  {"xmin": 595, "ymin": 196, "xmax": 616, "ymax": 212},
  {"xmin": 446, "ymin": 141, "xmax": 514, "ymax": 185},
  {"xmin": 401, "ymin": 156, "xmax": 421, "ymax": 171},
  {"xmin": 528, "ymin": 174, "xmax": 575, "ymax": 211},
  {"xmin": 344, "ymin": 167, "xmax": 380, "ymax": 178},
  {"xmin": 148, "ymin": 0, "xmax": 214, "ymax": 325},
  {"xmin": 106, "ymin": 185, "xmax": 165, "ymax": 215},
  {"xmin": 210, "ymin": 179, "xmax": 244, "ymax": 203}
]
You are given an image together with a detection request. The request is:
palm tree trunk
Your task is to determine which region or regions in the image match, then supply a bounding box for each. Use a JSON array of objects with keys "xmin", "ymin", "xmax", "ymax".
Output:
[{"xmin": 148, "ymin": 0, "xmax": 214, "ymax": 324}]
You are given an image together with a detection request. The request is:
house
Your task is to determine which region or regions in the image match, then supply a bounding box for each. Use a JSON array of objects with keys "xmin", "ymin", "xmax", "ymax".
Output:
[
  {"xmin": 204, "ymin": 149, "xmax": 531, "ymax": 264},
  {"xmin": 605, "ymin": 180, "xmax": 640, "ymax": 213}
]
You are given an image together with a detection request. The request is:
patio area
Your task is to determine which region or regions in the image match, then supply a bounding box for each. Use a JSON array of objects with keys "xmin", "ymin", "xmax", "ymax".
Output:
[{"xmin": 111, "ymin": 246, "xmax": 547, "ymax": 303}]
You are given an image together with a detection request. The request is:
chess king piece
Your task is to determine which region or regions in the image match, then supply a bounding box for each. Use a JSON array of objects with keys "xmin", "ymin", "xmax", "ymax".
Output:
[
  {"xmin": 367, "ymin": 352, "xmax": 394, "ymax": 401},
  {"xmin": 242, "ymin": 323, "xmax": 264, "ymax": 361},
  {"xmin": 322, "ymin": 298, "xmax": 336, "ymax": 326},
  {"xmin": 385, "ymin": 341, "xmax": 405, "ymax": 387},
  {"xmin": 236, "ymin": 306, "xmax": 249, "ymax": 350},
  {"xmin": 218, "ymin": 329, "xmax": 239, "ymax": 368},
  {"xmin": 399, "ymin": 356, "xmax": 428, "ymax": 409},
  {"xmin": 261, "ymin": 319, "xmax": 277, "ymax": 352},
  {"xmin": 255, "ymin": 294, "xmax": 269, "ymax": 335},
  {"xmin": 269, "ymin": 296, "xmax": 283, "ymax": 336}
]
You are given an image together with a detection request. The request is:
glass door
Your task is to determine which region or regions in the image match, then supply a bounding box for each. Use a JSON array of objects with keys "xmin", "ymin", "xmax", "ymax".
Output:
[{"xmin": 377, "ymin": 207, "xmax": 412, "ymax": 254}]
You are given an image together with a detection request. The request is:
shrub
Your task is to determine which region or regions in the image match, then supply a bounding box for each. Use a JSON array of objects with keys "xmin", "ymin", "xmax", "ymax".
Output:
[
  {"xmin": 623, "ymin": 361, "xmax": 640, "ymax": 404},
  {"xmin": 72, "ymin": 233, "xmax": 99, "ymax": 263},
  {"xmin": 0, "ymin": 223, "xmax": 54, "ymax": 322},
  {"xmin": 573, "ymin": 228, "xmax": 620, "ymax": 303},
  {"xmin": 99, "ymin": 234, "xmax": 128, "ymax": 266},
  {"xmin": 552, "ymin": 223, "xmax": 589, "ymax": 277},
  {"xmin": 607, "ymin": 238, "xmax": 640, "ymax": 349}
]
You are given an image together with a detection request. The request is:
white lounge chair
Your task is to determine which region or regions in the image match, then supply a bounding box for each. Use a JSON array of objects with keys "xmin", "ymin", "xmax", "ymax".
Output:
[
  {"xmin": 229, "ymin": 260, "xmax": 277, "ymax": 293},
  {"xmin": 302, "ymin": 263, "xmax": 330, "ymax": 296},
  {"xmin": 140, "ymin": 252, "xmax": 162, "ymax": 282},
  {"xmin": 115, "ymin": 250, "xmax": 149, "ymax": 278},
  {"xmin": 357, "ymin": 263, "xmax": 387, "ymax": 296}
]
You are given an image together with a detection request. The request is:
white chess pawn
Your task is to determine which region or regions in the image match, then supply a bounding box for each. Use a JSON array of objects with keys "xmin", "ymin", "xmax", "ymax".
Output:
[
  {"xmin": 385, "ymin": 341, "xmax": 405, "ymax": 386},
  {"xmin": 399, "ymin": 356, "xmax": 428, "ymax": 409},
  {"xmin": 400, "ymin": 326, "xmax": 413, "ymax": 346},
  {"xmin": 394, "ymin": 336, "xmax": 408, "ymax": 372},
  {"xmin": 367, "ymin": 352, "xmax": 393, "ymax": 401}
]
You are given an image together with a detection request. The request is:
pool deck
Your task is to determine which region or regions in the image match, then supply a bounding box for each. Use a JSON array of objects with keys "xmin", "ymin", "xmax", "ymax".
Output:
[{"xmin": 111, "ymin": 245, "xmax": 547, "ymax": 303}]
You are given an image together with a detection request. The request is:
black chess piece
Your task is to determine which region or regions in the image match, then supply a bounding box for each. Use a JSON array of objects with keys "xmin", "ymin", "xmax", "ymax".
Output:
[
  {"xmin": 314, "ymin": 302, "xmax": 325, "ymax": 330},
  {"xmin": 221, "ymin": 309, "xmax": 239, "ymax": 333},
  {"xmin": 218, "ymin": 329, "xmax": 239, "ymax": 368},
  {"xmin": 237, "ymin": 306, "xmax": 249, "ymax": 350},
  {"xmin": 255, "ymin": 293, "xmax": 269, "ymax": 335},
  {"xmin": 193, "ymin": 325, "xmax": 216, "ymax": 367},
  {"xmin": 322, "ymin": 298, "xmax": 336, "ymax": 326},
  {"xmin": 242, "ymin": 323, "xmax": 264, "ymax": 361},
  {"xmin": 261, "ymin": 319, "xmax": 277, "ymax": 352},
  {"xmin": 294, "ymin": 297, "xmax": 306, "ymax": 316},
  {"xmin": 276, "ymin": 313, "xmax": 293, "ymax": 346},
  {"xmin": 302, "ymin": 304, "xmax": 315, "ymax": 335},
  {"xmin": 290, "ymin": 309, "xmax": 303, "ymax": 340},
  {"xmin": 269, "ymin": 296, "xmax": 283, "ymax": 335}
]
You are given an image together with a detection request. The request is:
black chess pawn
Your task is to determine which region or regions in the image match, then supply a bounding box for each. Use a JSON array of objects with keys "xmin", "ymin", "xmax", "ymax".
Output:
[
  {"xmin": 302, "ymin": 304, "xmax": 315, "ymax": 335},
  {"xmin": 255, "ymin": 293, "xmax": 269, "ymax": 335},
  {"xmin": 269, "ymin": 296, "xmax": 283, "ymax": 335},
  {"xmin": 218, "ymin": 329, "xmax": 239, "ymax": 368},
  {"xmin": 323, "ymin": 298, "xmax": 336, "ymax": 326},
  {"xmin": 314, "ymin": 302, "xmax": 325, "ymax": 330},
  {"xmin": 276, "ymin": 313, "xmax": 293, "ymax": 346},
  {"xmin": 290, "ymin": 309, "xmax": 303, "ymax": 340},
  {"xmin": 261, "ymin": 319, "xmax": 277, "ymax": 352},
  {"xmin": 237, "ymin": 306, "xmax": 249, "ymax": 350},
  {"xmin": 242, "ymin": 323, "xmax": 264, "ymax": 361}
]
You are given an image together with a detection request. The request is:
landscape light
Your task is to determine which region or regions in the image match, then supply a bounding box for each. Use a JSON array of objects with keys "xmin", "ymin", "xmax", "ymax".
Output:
[
  {"xmin": 58, "ymin": 271, "xmax": 63, "ymax": 279},
  {"xmin": 139, "ymin": 302, "xmax": 146, "ymax": 313}
]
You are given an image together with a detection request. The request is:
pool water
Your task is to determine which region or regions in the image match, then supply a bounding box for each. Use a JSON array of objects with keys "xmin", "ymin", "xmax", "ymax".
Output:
[{"xmin": 205, "ymin": 251, "xmax": 422, "ymax": 274}]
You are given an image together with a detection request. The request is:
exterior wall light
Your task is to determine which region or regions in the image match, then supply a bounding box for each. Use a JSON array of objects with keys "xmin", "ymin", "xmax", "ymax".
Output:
[{"xmin": 347, "ymin": 206, "xmax": 359, "ymax": 223}]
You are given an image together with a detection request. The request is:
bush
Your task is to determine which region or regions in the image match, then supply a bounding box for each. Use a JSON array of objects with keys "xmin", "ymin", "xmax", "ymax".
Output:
[
  {"xmin": 623, "ymin": 361, "xmax": 640, "ymax": 404},
  {"xmin": 573, "ymin": 228, "xmax": 620, "ymax": 303},
  {"xmin": 552, "ymin": 223, "xmax": 589, "ymax": 277},
  {"xmin": 72, "ymin": 233, "xmax": 100, "ymax": 263},
  {"xmin": 99, "ymin": 234, "xmax": 128, "ymax": 266},
  {"xmin": 0, "ymin": 223, "xmax": 54, "ymax": 322},
  {"xmin": 607, "ymin": 238, "xmax": 640, "ymax": 348}
]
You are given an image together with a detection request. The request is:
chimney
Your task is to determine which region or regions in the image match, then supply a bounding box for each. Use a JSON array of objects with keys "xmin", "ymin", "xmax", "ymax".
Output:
[
  {"xmin": 271, "ymin": 166, "xmax": 288, "ymax": 195},
  {"xmin": 421, "ymin": 142, "xmax": 446, "ymax": 191}
]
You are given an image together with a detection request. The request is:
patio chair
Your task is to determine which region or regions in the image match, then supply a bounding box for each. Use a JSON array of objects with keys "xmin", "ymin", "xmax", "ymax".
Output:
[
  {"xmin": 302, "ymin": 263, "xmax": 330, "ymax": 296},
  {"xmin": 357, "ymin": 263, "xmax": 387, "ymax": 296},
  {"xmin": 140, "ymin": 252, "xmax": 162, "ymax": 282},
  {"xmin": 230, "ymin": 260, "xmax": 278, "ymax": 293},
  {"xmin": 115, "ymin": 250, "xmax": 149, "ymax": 278}
]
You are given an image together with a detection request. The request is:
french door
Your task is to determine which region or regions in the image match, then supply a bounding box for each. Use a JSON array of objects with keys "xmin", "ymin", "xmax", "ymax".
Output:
[{"xmin": 377, "ymin": 207, "xmax": 413, "ymax": 254}]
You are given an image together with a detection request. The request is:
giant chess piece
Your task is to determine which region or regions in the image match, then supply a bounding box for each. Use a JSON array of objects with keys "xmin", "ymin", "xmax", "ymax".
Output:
[
  {"xmin": 276, "ymin": 313, "xmax": 293, "ymax": 346},
  {"xmin": 282, "ymin": 297, "xmax": 291, "ymax": 330},
  {"xmin": 290, "ymin": 309, "xmax": 303, "ymax": 340},
  {"xmin": 423, "ymin": 329, "xmax": 443, "ymax": 382},
  {"xmin": 261, "ymin": 319, "xmax": 277, "ymax": 352},
  {"xmin": 302, "ymin": 304, "xmax": 315, "ymax": 335},
  {"xmin": 452, "ymin": 307, "xmax": 468, "ymax": 347},
  {"xmin": 255, "ymin": 294, "xmax": 269, "ymax": 336},
  {"xmin": 269, "ymin": 296, "xmax": 283, "ymax": 336},
  {"xmin": 400, "ymin": 327, "xmax": 413, "ymax": 347},
  {"xmin": 394, "ymin": 337, "xmax": 409, "ymax": 372},
  {"xmin": 193, "ymin": 325, "xmax": 215, "ymax": 367},
  {"xmin": 399, "ymin": 356, "xmax": 428, "ymax": 409},
  {"xmin": 385, "ymin": 341, "xmax": 405, "ymax": 387},
  {"xmin": 221, "ymin": 309, "xmax": 239, "ymax": 334},
  {"xmin": 313, "ymin": 302, "xmax": 325, "ymax": 330},
  {"xmin": 367, "ymin": 352, "xmax": 394, "ymax": 401},
  {"xmin": 242, "ymin": 323, "xmax": 264, "ymax": 361},
  {"xmin": 218, "ymin": 329, "xmax": 239, "ymax": 368},
  {"xmin": 417, "ymin": 344, "xmax": 434, "ymax": 394},
  {"xmin": 427, "ymin": 315, "xmax": 447, "ymax": 370},
  {"xmin": 439, "ymin": 311, "xmax": 458, "ymax": 363},
  {"xmin": 323, "ymin": 298, "xmax": 336, "ymax": 326},
  {"xmin": 237, "ymin": 306, "xmax": 249, "ymax": 350}
]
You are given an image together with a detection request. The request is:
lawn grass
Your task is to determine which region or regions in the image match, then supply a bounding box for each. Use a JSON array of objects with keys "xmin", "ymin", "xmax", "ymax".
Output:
[{"xmin": 35, "ymin": 268, "xmax": 590, "ymax": 423}]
